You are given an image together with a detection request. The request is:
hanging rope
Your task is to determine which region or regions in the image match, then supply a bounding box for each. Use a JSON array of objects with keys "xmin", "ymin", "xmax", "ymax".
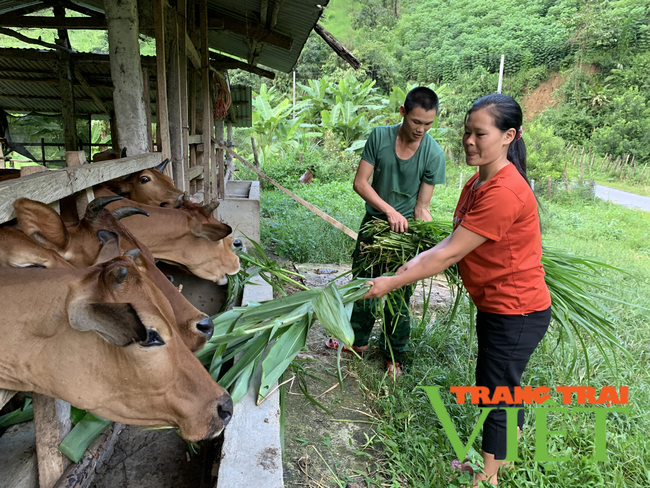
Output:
[{"xmin": 212, "ymin": 71, "xmax": 231, "ymax": 120}]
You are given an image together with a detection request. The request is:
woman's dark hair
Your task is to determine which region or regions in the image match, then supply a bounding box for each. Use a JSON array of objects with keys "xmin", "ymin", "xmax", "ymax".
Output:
[
  {"xmin": 404, "ymin": 87, "xmax": 439, "ymax": 114},
  {"xmin": 466, "ymin": 94, "xmax": 528, "ymax": 184}
]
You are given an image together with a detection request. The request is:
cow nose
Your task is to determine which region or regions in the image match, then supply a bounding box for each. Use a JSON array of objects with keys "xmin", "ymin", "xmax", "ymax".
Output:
[
  {"xmin": 233, "ymin": 239, "xmax": 242, "ymax": 248},
  {"xmin": 218, "ymin": 397, "xmax": 233, "ymax": 426},
  {"xmin": 196, "ymin": 317, "xmax": 214, "ymax": 339}
]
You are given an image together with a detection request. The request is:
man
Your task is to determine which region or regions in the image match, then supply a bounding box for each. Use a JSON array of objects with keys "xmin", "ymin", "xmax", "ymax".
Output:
[{"xmin": 326, "ymin": 87, "xmax": 446, "ymax": 379}]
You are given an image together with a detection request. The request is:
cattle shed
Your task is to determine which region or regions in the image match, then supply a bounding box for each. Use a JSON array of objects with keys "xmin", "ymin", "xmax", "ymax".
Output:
[{"xmin": 0, "ymin": 1, "xmax": 360, "ymax": 487}]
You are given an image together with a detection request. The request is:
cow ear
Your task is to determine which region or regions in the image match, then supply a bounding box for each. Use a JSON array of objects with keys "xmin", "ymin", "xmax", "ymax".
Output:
[
  {"xmin": 68, "ymin": 302, "xmax": 147, "ymax": 347},
  {"xmin": 13, "ymin": 198, "xmax": 70, "ymax": 251},
  {"xmin": 93, "ymin": 230, "xmax": 121, "ymax": 265},
  {"xmin": 190, "ymin": 218, "xmax": 232, "ymax": 241}
]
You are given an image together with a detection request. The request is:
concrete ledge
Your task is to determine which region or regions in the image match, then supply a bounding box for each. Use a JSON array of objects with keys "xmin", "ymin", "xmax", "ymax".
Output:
[
  {"xmin": 217, "ymin": 275, "xmax": 283, "ymax": 488},
  {"xmin": 0, "ymin": 422, "xmax": 38, "ymax": 488}
]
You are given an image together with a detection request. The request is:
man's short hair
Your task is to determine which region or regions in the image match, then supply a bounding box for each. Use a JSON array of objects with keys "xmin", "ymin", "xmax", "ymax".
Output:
[{"xmin": 404, "ymin": 87, "xmax": 439, "ymax": 114}]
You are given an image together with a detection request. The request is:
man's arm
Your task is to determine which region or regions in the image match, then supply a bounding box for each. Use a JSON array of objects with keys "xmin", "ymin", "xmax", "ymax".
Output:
[
  {"xmin": 414, "ymin": 182, "xmax": 434, "ymax": 221},
  {"xmin": 353, "ymin": 159, "xmax": 409, "ymax": 233}
]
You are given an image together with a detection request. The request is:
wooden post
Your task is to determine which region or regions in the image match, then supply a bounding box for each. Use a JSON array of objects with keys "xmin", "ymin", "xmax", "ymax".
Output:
[
  {"xmin": 215, "ymin": 118, "xmax": 224, "ymax": 199},
  {"xmin": 142, "ymin": 67, "xmax": 153, "ymax": 152},
  {"xmin": 200, "ymin": 0, "xmax": 211, "ymax": 198},
  {"xmin": 179, "ymin": 0, "xmax": 190, "ymax": 193},
  {"xmin": 20, "ymin": 164, "xmax": 46, "ymax": 177},
  {"xmin": 56, "ymin": 53, "xmax": 77, "ymax": 152},
  {"xmin": 166, "ymin": 3, "xmax": 185, "ymax": 190},
  {"xmin": 33, "ymin": 394, "xmax": 71, "ymax": 488},
  {"xmin": 0, "ymin": 141, "xmax": 4, "ymax": 169},
  {"xmin": 41, "ymin": 137, "xmax": 46, "ymax": 164},
  {"xmin": 547, "ymin": 176, "xmax": 552, "ymax": 200},
  {"xmin": 188, "ymin": 0, "xmax": 197, "ymax": 195},
  {"xmin": 580, "ymin": 158, "xmax": 584, "ymax": 182},
  {"xmin": 632, "ymin": 155, "xmax": 636, "ymax": 177},
  {"xmin": 153, "ymin": 0, "xmax": 172, "ymax": 170},
  {"xmin": 105, "ymin": 0, "xmax": 149, "ymax": 156},
  {"xmin": 65, "ymin": 150, "xmax": 94, "ymax": 218}
]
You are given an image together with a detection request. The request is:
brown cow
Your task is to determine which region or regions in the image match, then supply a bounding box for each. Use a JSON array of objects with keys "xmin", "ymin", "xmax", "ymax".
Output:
[
  {"xmin": 99, "ymin": 159, "xmax": 185, "ymax": 208},
  {"xmin": 0, "ymin": 256, "xmax": 232, "ymax": 441},
  {"xmin": 92, "ymin": 146, "xmax": 127, "ymax": 163},
  {"xmin": 14, "ymin": 197, "xmax": 214, "ymax": 352},
  {"xmin": 94, "ymin": 188, "xmax": 241, "ymax": 284},
  {"xmin": 0, "ymin": 227, "xmax": 74, "ymax": 269}
]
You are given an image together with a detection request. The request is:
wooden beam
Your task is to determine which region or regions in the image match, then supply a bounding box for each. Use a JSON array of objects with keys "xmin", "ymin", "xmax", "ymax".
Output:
[
  {"xmin": 206, "ymin": 12, "xmax": 293, "ymax": 50},
  {"xmin": 0, "ymin": 27, "xmax": 71, "ymax": 52},
  {"xmin": 0, "ymin": 16, "xmax": 107, "ymax": 29},
  {"xmin": 0, "ymin": 153, "xmax": 163, "ymax": 224},
  {"xmin": 153, "ymin": 0, "xmax": 172, "ymax": 164},
  {"xmin": 200, "ymin": 0, "xmax": 211, "ymax": 198},
  {"xmin": 0, "ymin": 76, "xmax": 114, "ymax": 90},
  {"xmin": 189, "ymin": 164, "xmax": 203, "ymax": 180},
  {"xmin": 209, "ymin": 53, "xmax": 275, "ymax": 79},
  {"xmin": 314, "ymin": 23, "xmax": 360, "ymax": 70},
  {"xmin": 0, "ymin": 94, "xmax": 112, "ymax": 103},
  {"xmin": 185, "ymin": 32, "xmax": 201, "ymax": 69},
  {"xmin": 74, "ymin": 68, "xmax": 110, "ymax": 115}
]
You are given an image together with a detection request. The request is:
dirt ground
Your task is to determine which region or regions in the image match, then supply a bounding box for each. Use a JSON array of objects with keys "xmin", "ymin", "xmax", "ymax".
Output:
[
  {"xmin": 281, "ymin": 262, "xmax": 451, "ymax": 488},
  {"xmin": 522, "ymin": 73, "xmax": 564, "ymax": 122}
]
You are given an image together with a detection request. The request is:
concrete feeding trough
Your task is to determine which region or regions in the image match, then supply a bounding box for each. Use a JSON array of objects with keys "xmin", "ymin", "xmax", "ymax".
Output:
[{"xmin": 217, "ymin": 181, "xmax": 261, "ymax": 250}]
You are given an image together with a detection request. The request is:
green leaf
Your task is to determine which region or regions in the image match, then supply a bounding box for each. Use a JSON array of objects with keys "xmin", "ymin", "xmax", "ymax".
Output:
[
  {"xmin": 259, "ymin": 317, "xmax": 310, "ymax": 401},
  {"xmin": 59, "ymin": 413, "xmax": 112, "ymax": 463},
  {"xmin": 312, "ymin": 283, "xmax": 355, "ymax": 347}
]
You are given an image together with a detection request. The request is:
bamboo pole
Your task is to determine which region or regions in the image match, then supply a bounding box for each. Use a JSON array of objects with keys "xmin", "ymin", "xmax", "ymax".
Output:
[
  {"xmin": 200, "ymin": 0, "xmax": 211, "ymax": 198},
  {"xmin": 223, "ymin": 145, "xmax": 358, "ymax": 240}
]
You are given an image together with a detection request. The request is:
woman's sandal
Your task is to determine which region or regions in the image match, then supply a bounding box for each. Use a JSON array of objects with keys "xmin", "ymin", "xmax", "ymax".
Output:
[
  {"xmin": 385, "ymin": 360, "xmax": 403, "ymax": 380},
  {"xmin": 324, "ymin": 338, "xmax": 368, "ymax": 355}
]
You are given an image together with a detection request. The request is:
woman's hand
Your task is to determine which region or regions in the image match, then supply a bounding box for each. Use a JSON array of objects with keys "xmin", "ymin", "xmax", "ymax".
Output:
[{"xmin": 362, "ymin": 276, "xmax": 398, "ymax": 299}]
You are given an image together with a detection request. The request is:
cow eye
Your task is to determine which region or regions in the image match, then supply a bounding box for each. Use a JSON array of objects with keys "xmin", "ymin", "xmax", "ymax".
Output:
[
  {"xmin": 141, "ymin": 329, "xmax": 165, "ymax": 347},
  {"xmin": 140, "ymin": 176, "xmax": 150, "ymax": 184}
]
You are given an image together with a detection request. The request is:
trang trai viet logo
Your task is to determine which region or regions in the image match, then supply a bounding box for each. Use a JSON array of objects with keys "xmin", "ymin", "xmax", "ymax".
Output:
[{"xmin": 422, "ymin": 386, "xmax": 629, "ymax": 462}]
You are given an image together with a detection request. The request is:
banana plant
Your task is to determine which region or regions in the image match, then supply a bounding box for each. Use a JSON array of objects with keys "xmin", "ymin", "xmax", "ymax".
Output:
[{"xmin": 321, "ymin": 99, "xmax": 382, "ymax": 148}]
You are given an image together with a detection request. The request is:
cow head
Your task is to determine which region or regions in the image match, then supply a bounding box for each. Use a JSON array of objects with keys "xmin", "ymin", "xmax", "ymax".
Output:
[
  {"xmin": 0, "ymin": 257, "xmax": 232, "ymax": 441},
  {"xmin": 13, "ymin": 197, "xmax": 214, "ymax": 352},
  {"xmin": 95, "ymin": 189, "xmax": 241, "ymax": 285},
  {"xmin": 103, "ymin": 159, "xmax": 185, "ymax": 208}
]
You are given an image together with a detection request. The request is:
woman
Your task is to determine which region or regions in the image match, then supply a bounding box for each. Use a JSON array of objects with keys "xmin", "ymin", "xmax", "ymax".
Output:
[{"xmin": 363, "ymin": 94, "xmax": 551, "ymax": 487}]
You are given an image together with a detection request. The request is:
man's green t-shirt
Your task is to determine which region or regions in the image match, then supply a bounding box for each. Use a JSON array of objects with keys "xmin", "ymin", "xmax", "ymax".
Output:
[{"xmin": 360, "ymin": 124, "xmax": 446, "ymax": 219}]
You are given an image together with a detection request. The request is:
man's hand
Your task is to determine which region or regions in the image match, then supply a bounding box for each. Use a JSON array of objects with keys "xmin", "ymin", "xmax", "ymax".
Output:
[
  {"xmin": 414, "ymin": 202, "xmax": 432, "ymax": 222},
  {"xmin": 362, "ymin": 276, "xmax": 398, "ymax": 299},
  {"xmin": 386, "ymin": 209, "xmax": 408, "ymax": 233}
]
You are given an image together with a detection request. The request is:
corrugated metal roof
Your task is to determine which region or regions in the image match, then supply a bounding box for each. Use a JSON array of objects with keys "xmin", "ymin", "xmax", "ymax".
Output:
[
  {"xmin": 208, "ymin": 0, "xmax": 328, "ymax": 73},
  {"xmin": 0, "ymin": 48, "xmax": 156, "ymax": 114},
  {"xmin": 0, "ymin": 1, "xmax": 327, "ymax": 73}
]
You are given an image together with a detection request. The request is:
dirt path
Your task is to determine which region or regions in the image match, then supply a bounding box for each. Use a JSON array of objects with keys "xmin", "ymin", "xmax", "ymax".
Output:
[{"xmin": 280, "ymin": 262, "xmax": 451, "ymax": 488}]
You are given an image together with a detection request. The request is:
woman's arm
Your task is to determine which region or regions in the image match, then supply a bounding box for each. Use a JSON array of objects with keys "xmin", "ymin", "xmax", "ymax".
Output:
[{"xmin": 362, "ymin": 226, "xmax": 488, "ymax": 299}]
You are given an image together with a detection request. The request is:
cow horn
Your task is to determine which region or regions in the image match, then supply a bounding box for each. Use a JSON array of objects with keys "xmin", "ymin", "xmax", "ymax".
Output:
[
  {"xmin": 85, "ymin": 196, "xmax": 124, "ymax": 223},
  {"xmin": 202, "ymin": 200, "xmax": 220, "ymax": 216},
  {"xmin": 123, "ymin": 249, "xmax": 141, "ymax": 262},
  {"xmin": 155, "ymin": 158, "xmax": 170, "ymax": 173},
  {"xmin": 112, "ymin": 206, "xmax": 149, "ymax": 221},
  {"xmin": 120, "ymin": 147, "xmax": 127, "ymax": 158},
  {"xmin": 111, "ymin": 266, "xmax": 128, "ymax": 284}
]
